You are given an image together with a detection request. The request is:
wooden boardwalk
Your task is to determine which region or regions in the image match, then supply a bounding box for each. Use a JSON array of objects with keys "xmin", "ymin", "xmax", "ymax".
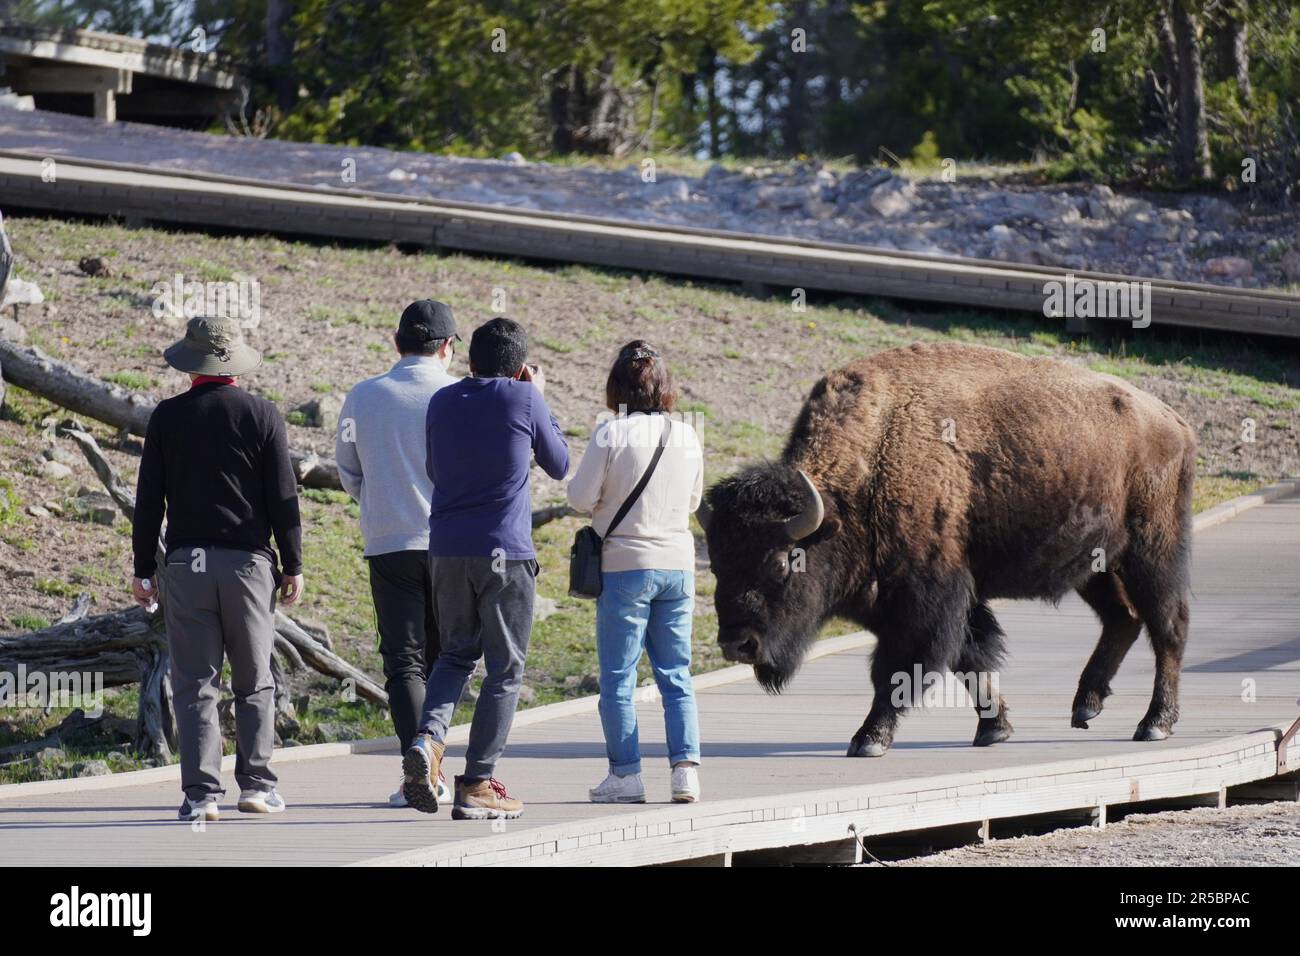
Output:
[
  {"xmin": 1, "ymin": 491, "xmax": 1297, "ymax": 866},
  {"xmin": 2, "ymin": 149, "xmax": 1298, "ymax": 338}
]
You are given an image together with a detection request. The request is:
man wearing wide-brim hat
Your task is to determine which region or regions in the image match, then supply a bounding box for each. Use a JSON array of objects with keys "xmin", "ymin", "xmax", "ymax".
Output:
[{"xmin": 131, "ymin": 315, "xmax": 302, "ymax": 822}]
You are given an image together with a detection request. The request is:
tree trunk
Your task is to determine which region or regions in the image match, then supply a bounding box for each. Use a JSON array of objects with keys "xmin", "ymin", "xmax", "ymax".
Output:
[
  {"xmin": 782, "ymin": 3, "xmax": 811, "ymax": 156},
  {"xmin": 1171, "ymin": 0, "xmax": 1212, "ymax": 182},
  {"xmin": 549, "ymin": 66, "xmax": 575, "ymax": 154},
  {"xmin": 1217, "ymin": 2, "xmax": 1251, "ymax": 103},
  {"xmin": 704, "ymin": 51, "xmax": 721, "ymax": 160},
  {"xmin": 265, "ymin": 0, "xmax": 296, "ymax": 113}
]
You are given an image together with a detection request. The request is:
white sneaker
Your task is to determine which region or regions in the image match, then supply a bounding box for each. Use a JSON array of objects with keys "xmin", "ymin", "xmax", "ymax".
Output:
[
  {"xmin": 589, "ymin": 772, "xmax": 647, "ymax": 804},
  {"xmin": 178, "ymin": 796, "xmax": 220, "ymax": 822},
  {"xmin": 671, "ymin": 765, "xmax": 700, "ymax": 803},
  {"xmin": 390, "ymin": 772, "xmax": 449, "ymax": 807},
  {"xmin": 237, "ymin": 788, "xmax": 286, "ymax": 813}
]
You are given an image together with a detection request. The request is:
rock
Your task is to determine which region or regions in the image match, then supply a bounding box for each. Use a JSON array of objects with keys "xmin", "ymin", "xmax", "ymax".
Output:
[
  {"xmin": 71, "ymin": 759, "xmax": 111, "ymax": 777},
  {"xmin": 293, "ymin": 394, "xmax": 344, "ymax": 430},
  {"xmin": 42, "ymin": 445, "xmax": 77, "ymax": 465},
  {"xmin": 578, "ymin": 673, "xmax": 601, "ymax": 694},
  {"xmin": 386, "ymin": 168, "xmax": 417, "ymax": 182},
  {"xmin": 105, "ymin": 751, "xmax": 133, "ymax": 767},
  {"xmin": 0, "ymin": 276, "xmax": 44, "ymax": 309},
  {"xmin": 460, "ymin": 683, "xmax": 479, "ymax": 705},
  {"xmin": 71, "ymin": 491, "xmax": 117, "ymax": 525},
  {"xmin": 517, "ymin": 685, "xmax": 536, "ymax": 704},
  {"xmin": 77, "ymin": 256, "xmax": 112, "ymax": 277},
  {"xmin": 865, "ymin": 177, "xmax": 916, "ymax": 218},
  {"xmin": 533, "ymin": 596, "xmax": 559, "ymax": 621},
  {"xmin": 665, "ymin": 179, "xmax": 691, "ymax": 203},
  {"xmin": 34, "ymin": 746, "xmax": 67, "ymax": 763},
  {"xmin": 1195, "ymin": 197, "xmax": 1242, "ymax": 230},
  {"xmin": 702, "ymin": 163, "xmax": 729, "ymax": 183},
  {"xmin": 38, "ymin": 459, "xmax": 73, "ymax": 481},
  {"xmin": 1280, "ymin": 249, "xmax": 1300, "ymax": 284},
  {"xmin": 0, "ymin": 316, "xmax": 27, "ymax": 343},
  {"xmin": 26, "ymin": 504, "xmax": 50, "ymax": 519},
  {"xmin": 501, "ymin": 151, "xmax": 527, "ymax": 165},
  {"xmin": 315, "ymin": 722, "xmax": 362, "ymax": 742},
  {"xmin": 1203, "ymin": 256, "xmax": 1253, "ymax": 279}
]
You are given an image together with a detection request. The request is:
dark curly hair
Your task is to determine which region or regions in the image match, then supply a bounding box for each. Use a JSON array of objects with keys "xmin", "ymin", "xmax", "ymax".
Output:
[{"xmin": 605, "ymin": 340, "xmax": 676, "ymax": 413}]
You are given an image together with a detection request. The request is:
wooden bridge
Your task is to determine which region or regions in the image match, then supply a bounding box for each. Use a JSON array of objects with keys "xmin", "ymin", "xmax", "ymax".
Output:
[{"xmin": 1, "ymin": 486, "xmax": 1297, "ymax": 866}]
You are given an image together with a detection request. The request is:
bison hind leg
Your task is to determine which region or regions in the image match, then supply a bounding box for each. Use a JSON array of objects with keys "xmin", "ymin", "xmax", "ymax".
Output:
[
  {"xmin": 1072, "ymin": 572, "xmax": 1143, "ymax": 729},
  {"xmin": 960, "ymin": 602, "xmax": 1013, "ymax": 747}
]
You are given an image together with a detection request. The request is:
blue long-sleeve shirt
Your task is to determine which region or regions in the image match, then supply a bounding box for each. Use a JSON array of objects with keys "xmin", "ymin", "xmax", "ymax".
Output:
[{"xmin": 425, "ymin": 376, "xmax": 569, "ymax": 559}]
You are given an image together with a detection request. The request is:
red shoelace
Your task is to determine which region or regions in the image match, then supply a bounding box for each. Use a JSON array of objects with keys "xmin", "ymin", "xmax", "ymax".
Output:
[{"xmin": 488, "ymin": 778, "xmax": 511, "ymax": 799}]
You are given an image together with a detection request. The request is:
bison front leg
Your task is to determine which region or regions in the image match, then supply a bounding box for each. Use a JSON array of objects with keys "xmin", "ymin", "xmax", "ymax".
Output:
[
  {"xmin": 847, "ymin": 643, "xmax": 910, "ymax": 757},
  {"xmin": 849, "ymin": 581, "xmax": 974, "ymax": 757}
]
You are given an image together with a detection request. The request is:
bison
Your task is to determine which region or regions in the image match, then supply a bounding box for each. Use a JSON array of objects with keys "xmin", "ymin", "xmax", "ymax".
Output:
[{"xmin": 702, "ymin": 342, "xmax": 1196, "ymax": 757}]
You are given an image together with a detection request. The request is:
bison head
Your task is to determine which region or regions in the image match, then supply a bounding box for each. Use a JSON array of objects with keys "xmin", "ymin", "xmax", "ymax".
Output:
[{"xmin": 701, "ymin": 462, "xmax": 841, "ymax": 693}]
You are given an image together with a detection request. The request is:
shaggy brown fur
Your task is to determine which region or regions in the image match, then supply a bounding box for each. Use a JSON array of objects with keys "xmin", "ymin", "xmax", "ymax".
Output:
[{"xmin": 704, "ymin": 342, "xmax": 1197, "ymax": 756}]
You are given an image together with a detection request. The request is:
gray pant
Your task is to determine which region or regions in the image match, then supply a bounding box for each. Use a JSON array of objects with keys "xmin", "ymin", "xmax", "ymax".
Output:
[
  {"xmin": 162, "ymin": 546, "xmax": 278, "ymax": 800},
  {"xmin": 418, "ymin": 556, "xmax": 537, "ymax": 781}
]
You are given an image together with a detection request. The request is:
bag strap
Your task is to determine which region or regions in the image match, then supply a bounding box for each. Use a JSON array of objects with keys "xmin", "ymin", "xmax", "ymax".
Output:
[{"xmin": 604, "ymin": 416, "xmax": 671, "ymax": 540}]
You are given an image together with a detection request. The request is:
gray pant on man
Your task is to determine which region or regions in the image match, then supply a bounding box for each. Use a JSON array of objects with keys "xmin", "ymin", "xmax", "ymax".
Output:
[
  {"xmin": 162, "ymin": 546, "xmax": 278, "ymax": 800},
  {"xmin": 418, "ymin": 556, "xmax": 537, "ymax": 781}
]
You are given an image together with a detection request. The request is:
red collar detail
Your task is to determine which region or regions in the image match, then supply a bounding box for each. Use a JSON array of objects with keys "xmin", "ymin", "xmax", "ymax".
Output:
[{"xmin": 190, "ymin": 376, "xmax": 237, "ymax": 389}]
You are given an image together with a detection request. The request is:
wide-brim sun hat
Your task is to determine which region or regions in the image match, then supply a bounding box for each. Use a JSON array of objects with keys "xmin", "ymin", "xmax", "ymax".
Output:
[{"xmin": 163, "ymin": 315, "xmax": 262, "ymax": 376}]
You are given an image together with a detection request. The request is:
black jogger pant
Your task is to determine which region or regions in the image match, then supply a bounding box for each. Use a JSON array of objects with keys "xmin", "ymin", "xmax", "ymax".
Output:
[{"xmin": 368, "ymin": 549, "xmax": 441, "ymax": 754}]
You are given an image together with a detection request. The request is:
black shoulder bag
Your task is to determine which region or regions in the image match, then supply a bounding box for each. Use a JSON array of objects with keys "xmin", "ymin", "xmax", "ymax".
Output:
[{"xmin": 569, "ymin": 418, "xmax": 671, "ymax": 599}]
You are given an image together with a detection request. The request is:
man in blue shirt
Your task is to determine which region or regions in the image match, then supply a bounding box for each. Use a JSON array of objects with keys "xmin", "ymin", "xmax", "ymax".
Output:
[{"xmin": 403, "ymin": 317, "xmax": 569, "ymax": 820}]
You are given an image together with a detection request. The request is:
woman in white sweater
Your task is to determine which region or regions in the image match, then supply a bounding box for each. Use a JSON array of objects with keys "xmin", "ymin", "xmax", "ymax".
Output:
[{"xmin": 566, "ymin": 341, "xmax": 704, "ymax": 804}]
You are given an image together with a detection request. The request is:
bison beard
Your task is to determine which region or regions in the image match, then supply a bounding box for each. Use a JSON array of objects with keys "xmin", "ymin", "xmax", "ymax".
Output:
[{"xmin": 703, "ymin": 342, "xmax": 1196, "ymax": 758}]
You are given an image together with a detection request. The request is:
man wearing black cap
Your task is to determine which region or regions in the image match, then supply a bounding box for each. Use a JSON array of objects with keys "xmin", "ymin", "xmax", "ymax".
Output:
[{"xmin": 335, "ymin": 299, "xmax": 460, "ymax": 806}]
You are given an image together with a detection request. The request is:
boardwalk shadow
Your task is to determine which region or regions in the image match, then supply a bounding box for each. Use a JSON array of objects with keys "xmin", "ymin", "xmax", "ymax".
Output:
[{"xmin": 1185, "ymin": 638, "xmax": 1300, "ymax": 673}]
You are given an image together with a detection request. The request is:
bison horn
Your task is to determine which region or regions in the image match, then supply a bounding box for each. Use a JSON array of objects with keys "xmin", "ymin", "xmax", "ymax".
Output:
[
  {"xmin": 696, "ymin": 496, "xmax": 713, "ymax": 532},
  {"xmin": 783, "ymin": 470, "xmax": 825, "ymax": 542}
]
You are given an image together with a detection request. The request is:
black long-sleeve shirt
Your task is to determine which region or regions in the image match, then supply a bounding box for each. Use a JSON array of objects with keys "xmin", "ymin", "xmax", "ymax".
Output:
[{"xmin": 132, "ymin": 382, "xmax": 302, "ymax": 579}]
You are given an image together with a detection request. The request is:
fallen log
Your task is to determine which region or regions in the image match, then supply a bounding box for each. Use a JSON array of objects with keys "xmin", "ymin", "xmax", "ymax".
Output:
[
  {"xmin": 274, "ymin": 612, "xmax": 387, "ymax": 707},
  {"xmin": 0, "ymin": 605, "xmax": 164, "ymax": 689},
  {"xmin": 0, "ymin": 338, "xmax": 155, "ymax": 435}
]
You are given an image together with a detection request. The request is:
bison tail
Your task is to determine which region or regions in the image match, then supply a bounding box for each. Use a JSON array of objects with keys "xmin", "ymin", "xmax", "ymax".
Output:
[{"xmin": 959, "ymin": 602, "xmax": 1007, "ymax": 674}]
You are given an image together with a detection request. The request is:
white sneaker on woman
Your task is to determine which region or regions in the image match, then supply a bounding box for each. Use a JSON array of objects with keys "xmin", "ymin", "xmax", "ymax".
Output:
[
  {"xmin": 671, "ymin": 765, "xmax": 700, "ymax": 803},
  {"xmin": 589, "ymin": 772, "xmax": 647, "ymax": 804}
]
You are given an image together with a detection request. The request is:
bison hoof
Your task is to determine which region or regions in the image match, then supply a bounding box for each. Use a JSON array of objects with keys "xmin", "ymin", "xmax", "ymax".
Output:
[
  {"xmin": 847, "ymin": 738, "xmax": 889, "ymax": 758},
  {"xmin": 972, "ymin": 724, "xmax": 1012, "ymax": 747},
  {"xmin": 1071, "ymin": 697, "xmax": 1102, "ymax": 729},
  {"xmin": 1071, "ymin": 708, "xmax": 1098, "ymax": 729},
  {"xmin": 1133, "ymin": 723, "xmax": 1170, "ymax": 742}
]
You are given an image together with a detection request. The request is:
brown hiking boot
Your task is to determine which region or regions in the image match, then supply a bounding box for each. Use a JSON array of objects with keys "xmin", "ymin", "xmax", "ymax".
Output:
[
  {"xmin": 401, "ymin": 734, "xmax": 445, "ymax": 814},
  {"xmin": 451, "ymin": 775, "xmax": 524, "ymax": 820}
]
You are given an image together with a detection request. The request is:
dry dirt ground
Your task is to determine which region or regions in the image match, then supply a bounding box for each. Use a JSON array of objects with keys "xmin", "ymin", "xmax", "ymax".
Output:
[
  {"xmin": 881, "ymin": 801, "xmax": 1300, "ymax": 866},
  {"xmin": 1, "ymin": 213, "xmax": 1298, "ymax": 775}
]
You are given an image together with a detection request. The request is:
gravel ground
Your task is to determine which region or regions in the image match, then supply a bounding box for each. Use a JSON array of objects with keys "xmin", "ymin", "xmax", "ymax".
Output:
[
  {"xmin": 3, "ymin": 106, "xmax": 1299, "ymax": 290},
  {"xmin": 882, "ymin": 801, "xmax": 1300, "ymax": 866}
]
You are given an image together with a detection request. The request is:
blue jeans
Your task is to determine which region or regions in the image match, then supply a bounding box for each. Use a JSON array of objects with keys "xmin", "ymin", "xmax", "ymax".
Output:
[{"xmin": 596, "ymin": 569, "xmax": 700, "ymax": 775}]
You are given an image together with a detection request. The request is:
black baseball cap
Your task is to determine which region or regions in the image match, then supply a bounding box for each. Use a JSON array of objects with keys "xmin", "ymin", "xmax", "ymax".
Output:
[{"xmin": 398, "ymin": 299, "xmax": 459, "ymax": 342}]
